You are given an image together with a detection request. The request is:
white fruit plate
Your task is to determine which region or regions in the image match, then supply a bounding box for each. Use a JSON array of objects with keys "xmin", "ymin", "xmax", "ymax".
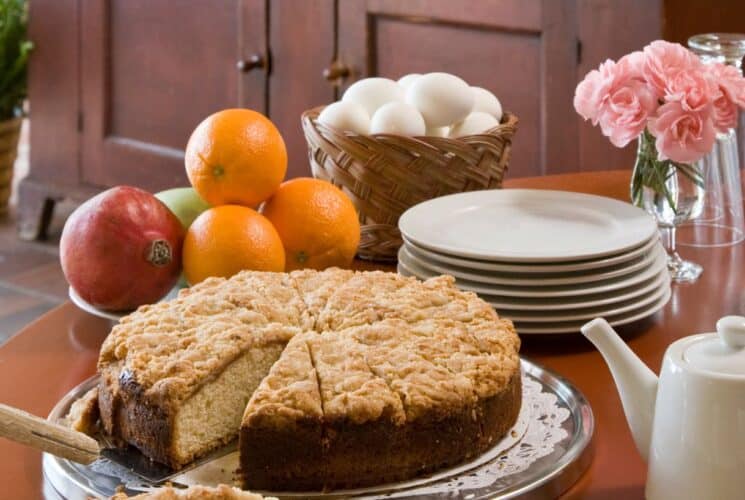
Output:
[{"xmin": 68, "ymin": 286, "xmax": 182, "ymax": 322}]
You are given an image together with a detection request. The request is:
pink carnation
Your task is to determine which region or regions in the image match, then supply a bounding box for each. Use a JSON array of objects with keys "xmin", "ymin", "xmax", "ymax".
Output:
[
  {"xmin": 574, "ymin": 58, "xmax": 656, "ymax": 147},
  {"xmin": 664, "ymin": 68, "xmax": 714, "ymax": 112},
  {"xmin": 642, "ymin": 40, "xmax": 702, "ymax": 98},
  {"xmin": 707, "ymin": 62, "xmax": 745, "ymax": 106},
  {"xmin": 710, "ymin": 88, "xmax": 739, "ymax": 131},
  {"xmin": 617, "ymin": 51, "xmax": 646, "ymax": 81},
  {"xmin": 706, "ymin": 62, "xmax": 745, "ymax": 131},
  {"xmin": 573, "ymin": 59, "xmax": 617, "ymax": 125},
  {"xmin": 574, "ymin": 39, "xmax": 745, "ymax": 160},
  {"xmin": 598, "ymin": 79, "xmax": 657, "ymax": 147},
  {"xmin": 649, "ymin": 100, "xmax": 715, "ymax": 163}
]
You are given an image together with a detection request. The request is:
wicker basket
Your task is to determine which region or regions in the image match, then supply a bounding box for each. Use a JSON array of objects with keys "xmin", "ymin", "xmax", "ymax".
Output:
[
  {"xmin": 302, "ymin": 106, "xmax": 518, "ymax": 261},
  {"xmin": 0, "ymin": 117, "xmax": 22, "ymax": 216}
]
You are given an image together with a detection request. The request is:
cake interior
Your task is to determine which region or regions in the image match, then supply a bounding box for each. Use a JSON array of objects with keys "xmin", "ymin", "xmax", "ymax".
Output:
[{"xmin": 170, "ymin": 344, "xmax": 285, "ymax": 465}]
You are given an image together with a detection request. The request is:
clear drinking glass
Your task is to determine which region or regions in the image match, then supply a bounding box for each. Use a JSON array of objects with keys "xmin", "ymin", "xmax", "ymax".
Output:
[{"xmin": 680, "ymin": 33, "xmax": 745, "ymax": 248}]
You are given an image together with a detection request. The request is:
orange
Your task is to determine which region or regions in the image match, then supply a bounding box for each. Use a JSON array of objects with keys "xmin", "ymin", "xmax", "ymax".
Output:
[
  {"xmin": 185, "ymin": 109, "xmax": 287, "ymax": 207},
  {"xmin": 182, "ymin": 205, "xmax": 285, "ymax": 285},
  {"xmin": 261, "ymin": 178, "xmax": 361, "ymax": 271}
]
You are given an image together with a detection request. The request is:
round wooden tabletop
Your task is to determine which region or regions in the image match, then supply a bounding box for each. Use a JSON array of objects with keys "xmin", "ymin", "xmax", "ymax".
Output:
[{"xmin": 1, "ymin": 169, "xmax": 742, "ymax": 499}]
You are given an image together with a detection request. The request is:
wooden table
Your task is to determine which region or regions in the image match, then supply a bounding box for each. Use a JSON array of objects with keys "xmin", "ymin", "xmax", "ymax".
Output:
[{"xmin": 2, "ymin": 169, "xmax": 743, "ymax": 499}]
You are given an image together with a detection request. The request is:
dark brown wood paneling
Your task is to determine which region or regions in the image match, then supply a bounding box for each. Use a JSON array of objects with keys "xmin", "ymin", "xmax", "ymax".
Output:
[
  {"xmin": 577, "ymin": 0, "xmax": 662, "ymax": 172},
  {"xmin": 540, "ymin": 0, "xmax": 579, "ymax": 174},
  {"xmin": 663, "ymin": 0, "xmax": 745, "ymax": 45},
  {"xmin": 26, "ymin": 0, "xmax": 79, "ymax": 186},
  {"xmin": 80, "ymin": 0, "xmax": 266, "ymax": 192},
  {"xmin": 338, "ymin": 0, "xmax": 579, "ymax": 178},
  {"xmin": 269, "ymin": 0, "xmax": 336, "ymax": 178},
  {"xmin": 239, "ymin": 0, "xmax": 269, "ymax": 111}
]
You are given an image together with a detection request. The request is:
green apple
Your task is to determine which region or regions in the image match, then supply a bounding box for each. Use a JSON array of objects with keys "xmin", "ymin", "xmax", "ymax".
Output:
[{"xmin": 154, "ymin": 187, "xmax": 210, "ymax": 230}]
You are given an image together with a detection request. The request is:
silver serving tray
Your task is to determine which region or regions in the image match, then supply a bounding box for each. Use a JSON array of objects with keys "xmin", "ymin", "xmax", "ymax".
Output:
[{"xmin": 43, "ymin": 358, "xmax": 593, "ymax": 499}]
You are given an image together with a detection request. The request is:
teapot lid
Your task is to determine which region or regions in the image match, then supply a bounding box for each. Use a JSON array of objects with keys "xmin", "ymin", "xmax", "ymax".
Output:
[{"xmin": 682, "ymin": 316, "xmax": 745, "ymax": 376}]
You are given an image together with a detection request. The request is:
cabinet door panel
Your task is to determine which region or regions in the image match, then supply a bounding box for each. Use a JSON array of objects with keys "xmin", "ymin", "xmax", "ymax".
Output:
[
  {"xmin": 338, "ymin": 0, "xmax": 578, "ymax": 177},
  {"xmin": 269, "ymin": 0, "xmax": 336, "ymax": 178},
  {"xmin": 81, "ymin": 0, "xmax": 267, "ymax": 191}
]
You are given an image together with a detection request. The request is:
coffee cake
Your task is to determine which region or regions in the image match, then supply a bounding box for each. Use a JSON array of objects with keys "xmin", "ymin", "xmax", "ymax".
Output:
[{"xmin": 97, "ymin": 269, "xmax": 521, "ymax": 490}]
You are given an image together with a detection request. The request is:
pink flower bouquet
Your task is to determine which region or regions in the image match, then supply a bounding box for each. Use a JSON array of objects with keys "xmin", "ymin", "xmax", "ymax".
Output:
[{"xmin": 574, "ymin": 40, "xmax": 745, "ymax": 211}]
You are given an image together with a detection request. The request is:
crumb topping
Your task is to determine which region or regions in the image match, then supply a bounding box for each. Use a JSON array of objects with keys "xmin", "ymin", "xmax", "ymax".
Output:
[{"xmin": 99, "ymin": 269, "xmax": 519, "ymax": 426}]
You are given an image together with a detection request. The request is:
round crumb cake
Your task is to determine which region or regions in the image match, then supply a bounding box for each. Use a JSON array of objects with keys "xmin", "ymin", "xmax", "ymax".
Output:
[{"xmin": 97, "ymin": 269, "xmax": 521, "ymax": 491}]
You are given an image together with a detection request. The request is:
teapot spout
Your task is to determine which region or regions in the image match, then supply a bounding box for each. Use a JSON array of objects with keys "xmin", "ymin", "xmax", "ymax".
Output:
[{"xmin": 581, "ymin": 318, "xmax": 658, "ymax": 462}]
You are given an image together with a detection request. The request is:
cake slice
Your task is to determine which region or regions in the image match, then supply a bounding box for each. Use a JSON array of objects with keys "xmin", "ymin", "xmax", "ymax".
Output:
[
  {"xmin": 304, "ymin": 329, "xmax": 408, "ymax": 488},
  {"xmin": 98, "ymin": 272, "xmax": 310, "ymax": 468},
  {"xmin": 239, "ymin": 333, "xmax": 324, "ymax": 490},
  {"xmin": 348, "ymin": 318, "xmax": 522, "ymax": 473},
  {"xmin": 64, "ymin": 387, "xmax": 99, "ymax": 435},
  {"xmin": 109, "ymin": 484, "xmax": 275, "ymax": 499}
]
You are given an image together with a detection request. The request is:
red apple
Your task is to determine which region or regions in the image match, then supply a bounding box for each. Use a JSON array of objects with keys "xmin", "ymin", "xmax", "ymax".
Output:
[{"xmin": 60, "ymin": 186, "xmax": 184, "ymax": 311}]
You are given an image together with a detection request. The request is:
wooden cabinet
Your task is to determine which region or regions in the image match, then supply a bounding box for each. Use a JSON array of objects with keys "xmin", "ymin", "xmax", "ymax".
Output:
[
  {"xmin": 79, "ymin": 0, "xmax": 267, "ymax": 192},
  {"xmin": 338, "ymin": 0, "xmax": 578, "ymax": 178},
  {"xmin": 20, "ymin": 0, "xmax": 666, "ymax": 239}
]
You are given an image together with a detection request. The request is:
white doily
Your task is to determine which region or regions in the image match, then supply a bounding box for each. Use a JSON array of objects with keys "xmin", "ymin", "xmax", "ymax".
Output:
[{"xmin": 378, "ymin": 375, "xmax": 571, "ymax": 497}]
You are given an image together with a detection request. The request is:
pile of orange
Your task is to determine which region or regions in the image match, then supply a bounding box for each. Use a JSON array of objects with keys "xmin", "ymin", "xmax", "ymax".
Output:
[{"xmin": 182, "ymin": 109, "xmax": 360, "ymax": 285}]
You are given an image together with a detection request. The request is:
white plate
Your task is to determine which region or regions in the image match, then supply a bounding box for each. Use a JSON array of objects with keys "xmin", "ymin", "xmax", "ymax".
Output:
[
  {"xmin": 68, "ymin": 286, "xmax": 181, "ymax": 322},
  {"xmin": 399, "ymin": 244, "xmax": 658, "ymax": 286},
  {"xmin": 397, "ymin": 248, "xmax": 668, "ymax": 298},
  {"xmin": 398, "ymin": 189, "xmax": 657, "ymax": 262},
  {"xmin": 497, "ymin": 280, "xmax": 670, "ymax": 323},
  {"xmin": 512, "ymin": 287, "xmax": 671, "ymax": 334},
  {"xmin": 68, "ymin": 287, "xmax": 126, "ymax": 321},
  {"xmin": 481, "ymin": 272, "xmax": 669, "ymax": 311},
  {"xmin": 402, "ymin": 234, "xmax": 659, "ymax": 273}
]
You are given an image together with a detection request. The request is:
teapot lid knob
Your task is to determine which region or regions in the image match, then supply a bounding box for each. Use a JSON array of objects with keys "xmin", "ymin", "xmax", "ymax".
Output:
[{"xmin": 716, "ymin": 316, "xmax": 745, "ymax": 349}]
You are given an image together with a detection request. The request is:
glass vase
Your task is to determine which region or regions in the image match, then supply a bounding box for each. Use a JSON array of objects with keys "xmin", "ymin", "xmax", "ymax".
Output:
[{"xmin": 630, "ymin": 130, "xmax": 705, "ymax": 282}]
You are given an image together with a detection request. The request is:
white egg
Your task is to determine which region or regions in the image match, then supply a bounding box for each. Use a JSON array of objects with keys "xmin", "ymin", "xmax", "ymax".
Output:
[
  {"xmin": 405, "ymin": 72, "xmax": 474, "ymax": 128},
  {"xmin": 342, "ymin": 78, "xmax": 404, "ymax": 116},
  {"xmin": 449, "ymin": 112, "xmax": 500, "ymax": 138},
  {"xmin": 397, "ymin": 73, "xmax": 421, "ymax": 91},
  {"xmin": 471, "ymin": 86, "xmax": 503, "ymax": 121},
  {"xmin": 317, "ymin": 101, "xmax": 370, "ymax": 134},
  {"xmin": 370, "ymin": 102, "xmax": 426, "ymax": 136},
  {"xmin": 425, "ymin": 126, "xmax": 449, "ymax": 137}
]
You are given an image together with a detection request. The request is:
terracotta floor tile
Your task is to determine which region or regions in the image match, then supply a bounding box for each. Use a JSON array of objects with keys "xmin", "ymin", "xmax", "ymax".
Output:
[
  {"xmin": 0, "ymin": 246, "xmax": 59, "ymax": 281},
  {"xmin": 4, "ymin": 261, "xmax": 68, "ymax": 302},
  {"xmin": 0, "ymin": 285, "xmax": 58, "ymax": 343}
]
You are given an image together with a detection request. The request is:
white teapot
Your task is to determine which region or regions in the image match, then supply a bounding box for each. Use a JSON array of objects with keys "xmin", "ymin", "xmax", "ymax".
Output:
[{"xmin": 582, "ymin": 316, "xmax": 745, "ymax": 500}]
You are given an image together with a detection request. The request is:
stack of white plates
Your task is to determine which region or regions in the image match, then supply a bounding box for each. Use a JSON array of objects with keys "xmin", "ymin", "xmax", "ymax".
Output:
[{"xmin": 397, "ymin": 189, "xmax": 671, "ymax": 334}]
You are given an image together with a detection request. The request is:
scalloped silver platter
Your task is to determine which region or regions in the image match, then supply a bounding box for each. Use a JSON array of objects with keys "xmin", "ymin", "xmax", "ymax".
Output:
[
  {"xmin": 402, "ymin": 234, "xmax": 659, "ymax": 273},
  {"xmin": 398, "ymin": 248, "xmax": 667, "ymax": 298},
  {"xmin": 398, "ymin": 189, "xmax": 657, "ymax": 262},
  {"xmin": 43, "ymin": 359, "xmax": 594, "ymax": 500},
  {"xmin": 399, "ymin": 244, "xmax": 661, "ymax": 286}
]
